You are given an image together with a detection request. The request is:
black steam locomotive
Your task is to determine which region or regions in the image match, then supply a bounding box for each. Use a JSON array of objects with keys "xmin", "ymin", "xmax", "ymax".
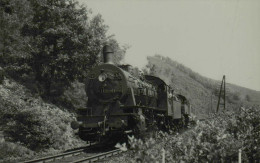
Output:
[{"xmin": 71, "ymin": 45, "xmax": 194, "ymax": 142}]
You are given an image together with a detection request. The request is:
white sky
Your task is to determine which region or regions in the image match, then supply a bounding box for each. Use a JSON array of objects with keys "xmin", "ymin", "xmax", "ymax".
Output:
[{"xmin": 79, "ymin": 0, "xmax": 260, "ymax": 91}]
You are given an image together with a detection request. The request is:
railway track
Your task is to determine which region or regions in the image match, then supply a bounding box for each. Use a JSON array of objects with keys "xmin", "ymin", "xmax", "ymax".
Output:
[
  {"xmin": 23, "ymin": 143, "xmax": 124, "ymax": 163},
  {"xmin": 23, "ymin": 143, "xmax": 95, "ymax": 163},
  {"xmin": 72, "ymin": 149, "xmax": 123, "ymax": 163}
]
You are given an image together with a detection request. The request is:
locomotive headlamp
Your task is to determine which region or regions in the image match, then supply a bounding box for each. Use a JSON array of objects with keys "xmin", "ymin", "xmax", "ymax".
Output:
[{"xmin": 98, "ymin": 73, "xmax": 107, "ymax": 82}]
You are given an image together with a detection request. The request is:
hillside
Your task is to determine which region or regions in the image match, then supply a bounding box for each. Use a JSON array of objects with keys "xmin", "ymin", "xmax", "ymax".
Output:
[
  {"xmin": 227, "ymin": 83, "xmax": 260, "ymax": 105},
  {"xmin": 0, "ymin": 78, "xmax": 86, "ymax": 162},
  {"xmin": 145, "ymin": 55, "xmax": 260, "ymax": 118}
]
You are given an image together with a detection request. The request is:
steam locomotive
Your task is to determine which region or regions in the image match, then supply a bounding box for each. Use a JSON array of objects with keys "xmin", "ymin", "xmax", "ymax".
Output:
[{"xmin": 71, "ymin": 45, "xmax": 194, "ymax": 142}]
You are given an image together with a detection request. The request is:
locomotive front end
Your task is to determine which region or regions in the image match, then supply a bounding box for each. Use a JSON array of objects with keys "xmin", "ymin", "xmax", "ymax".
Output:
[
  {"xmin": 86, "ymin": 63, "xmax": 128, "ymax": 103},
  {"xmin": 73, "ymin": 45, "xmax": 131, "ymax": 142}
]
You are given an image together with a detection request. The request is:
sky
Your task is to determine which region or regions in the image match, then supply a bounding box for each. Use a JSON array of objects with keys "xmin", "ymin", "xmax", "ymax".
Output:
[{"xmin": 79, "ymin": 0, "xmax": 260, "ymax": 91}]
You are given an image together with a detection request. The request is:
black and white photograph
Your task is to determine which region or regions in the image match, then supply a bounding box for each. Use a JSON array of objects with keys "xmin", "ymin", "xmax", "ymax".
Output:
[{"xmin": 0, "ymin": 0, "xmax": 259, "ymax": 162}]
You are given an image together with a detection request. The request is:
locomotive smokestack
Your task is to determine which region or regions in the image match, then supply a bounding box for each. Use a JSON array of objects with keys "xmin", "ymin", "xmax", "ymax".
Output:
[{"xmin": 103, "ymin": 45, "xmax": 114, "ymax": 64}]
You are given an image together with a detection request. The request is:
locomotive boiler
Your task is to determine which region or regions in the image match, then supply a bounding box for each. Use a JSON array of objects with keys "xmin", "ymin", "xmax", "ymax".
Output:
[{"xmin": 71, "ymin": 45, "xmax": 193, "ymax": 142}]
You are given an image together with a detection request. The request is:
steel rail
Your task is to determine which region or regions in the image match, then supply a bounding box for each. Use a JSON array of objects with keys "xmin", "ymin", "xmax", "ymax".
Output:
[
  {"xmin": 72, "ymin": 149, "xmax": 123, "ymax": 163},
  {"xmin": 23, "ymin": 143, "xmax": 95, "ymax": 163}
]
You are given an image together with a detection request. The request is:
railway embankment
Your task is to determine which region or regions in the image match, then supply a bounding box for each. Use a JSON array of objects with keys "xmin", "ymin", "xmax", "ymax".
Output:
[{"xmin": 0, "ymin": 78, "xmax": 86, "ymax": 162}]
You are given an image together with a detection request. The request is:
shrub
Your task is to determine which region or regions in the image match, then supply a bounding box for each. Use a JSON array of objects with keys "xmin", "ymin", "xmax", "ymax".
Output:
[
  {"xmin": 3, "ymin": 108, "xmax": 55, "ymax": 150},
  {"xmin": 0, "ymin": 141, "xmax": 34, "ymax": 162},
  {"xmin": 112, "ymin": 106, "xmax": 260, "ymax": 163},
  {"xmin": 0, "ymin": 80, "xmax": 83, "ymax": 152}
]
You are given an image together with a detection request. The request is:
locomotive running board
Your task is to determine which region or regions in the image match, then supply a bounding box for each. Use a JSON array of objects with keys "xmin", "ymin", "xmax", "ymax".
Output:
[{"xmin": 120, "ymin": 105, "xmax": 165, "ymax": 112}]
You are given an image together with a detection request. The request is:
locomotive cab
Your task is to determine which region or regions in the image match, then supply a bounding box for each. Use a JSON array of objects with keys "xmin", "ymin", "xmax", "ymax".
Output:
[{"xmin": 144, "ymin": 75, "xmax": 168, "ymax": 109}]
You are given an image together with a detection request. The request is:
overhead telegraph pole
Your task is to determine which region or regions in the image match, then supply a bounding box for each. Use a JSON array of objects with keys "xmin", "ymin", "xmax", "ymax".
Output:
[{"xmin": 216, "ymin": 75, "xmax": 226, "ymax": 113}]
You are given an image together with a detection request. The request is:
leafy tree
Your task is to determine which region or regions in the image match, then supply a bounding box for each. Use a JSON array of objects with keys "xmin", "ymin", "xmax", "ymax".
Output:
[
  {"xmin": 145, "ymin": 60, "xmax": 157, "ymax": 75},
  {"xmin": 0, "ymin": 0, "xmax": 32, "ymax": 76},
  {"xmin": 0, "ymin": 0, "xmax": 128, "ymax": 99},
  {"xmin": 102, "ymin": 38, "xmax": 129, "ymax": 65},
  {"xmin": 20, "ymin": 0, "xmax": 108, "ymax": 97}
]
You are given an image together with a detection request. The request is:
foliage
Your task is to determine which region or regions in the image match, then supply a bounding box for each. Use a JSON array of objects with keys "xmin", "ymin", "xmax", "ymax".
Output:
[
  {"xmin": 0, "ymin": 78, "xmax": 85, "ymax": 158},
  {"xmin": 55, "ymin": 81, "xmax": 87, "ymax": 110},
  {"xmin": 0, "ymin": 0, "xmax": 127, "ymax": 99},
  {"xmin": 0, "ymin": 141, "xmax": 34, "ymax": 162},
  {"xmin": 226, "ymin": 107, "xmax": 260, "ymax": 161},
  {"xmin": 0, "ymin": 0, "xmax": 33, "ymax": 77},
  {"xmin": 0, "ymin": 0, "xmax": 32, "ymax": 58},
  {"xmin": 3, "ymin": 107, "xmax": 60, "ymax": 150},
  {"xmin": 104, "ymin": 38, "xmax": 130, "ymax": 65},
  {"xmin": 111, "ymin": 107, "xmax": 260, "ymax": 163},
  {"xmin": 19, "ymin": 0, "xmax": 107, "ymax": 97}
]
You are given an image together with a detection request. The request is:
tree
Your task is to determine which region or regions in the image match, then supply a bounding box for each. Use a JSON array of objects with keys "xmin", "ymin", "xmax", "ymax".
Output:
[
  {"xmin": 0, "ymin": 0, "xmax": 32, "ymax": 76},
  {"xmin": 0, "ymin": 0, "xmax": 128, "ymax": 98},
  {"xmin": 103, "ymin": 38, "xmax": 129, "ymax": 65},
  {"xmin": 245, "ymin": 94, "xmax": 251, "ymax": 102},
  {"xmin": 20, "ymin": 0, "xmax": 108, "ymax": 97}
]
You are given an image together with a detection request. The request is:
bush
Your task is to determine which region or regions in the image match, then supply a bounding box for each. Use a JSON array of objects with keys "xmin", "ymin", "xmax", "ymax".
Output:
[
  {"xmin": 3, "ymin": 108, "xmax": 54, "ymax": 150},
  {"xmin": 2, "ymin": 105, "xmax": 79, "ymax": 151},
  {"xmin": 111, "ymin": 106, "xmax": 260, "ymax": 163},
  {"xmin": 0, "ymin": 79, "xmax": 83, "ymax": 153},
  {"xmin": 0, "ymin": 141, "xmax": 34, "ymax": 162}
]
